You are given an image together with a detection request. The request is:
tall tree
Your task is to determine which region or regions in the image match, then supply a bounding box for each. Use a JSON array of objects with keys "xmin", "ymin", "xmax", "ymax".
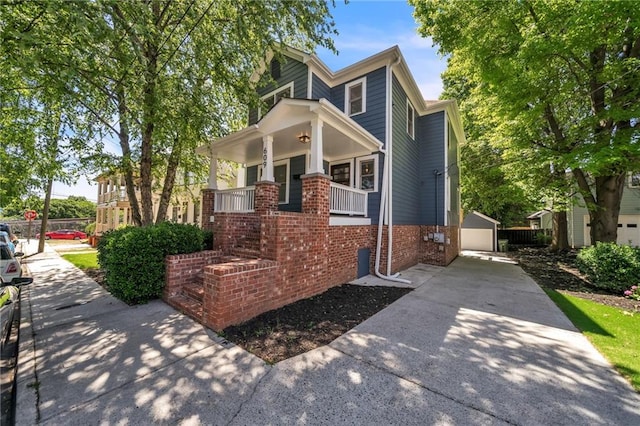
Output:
[
  {"xmin": 412, "ymin": 0, "xmax": 640, "ymax": 245},
  {"xmin": 1, "ymin": 0, "xmax": 337, "ymax": 225}
]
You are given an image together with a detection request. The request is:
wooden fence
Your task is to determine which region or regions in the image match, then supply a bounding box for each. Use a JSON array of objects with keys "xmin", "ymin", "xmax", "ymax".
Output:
[{"xmin": 497, "ymin": 229, "xmax": 552, "ymax": 246}]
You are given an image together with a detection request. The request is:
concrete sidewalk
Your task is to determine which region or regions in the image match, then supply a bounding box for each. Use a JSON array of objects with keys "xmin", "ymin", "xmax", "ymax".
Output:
[{"xmin": 15, "ymin": 246, "xmax": 640, "ymax": 425}]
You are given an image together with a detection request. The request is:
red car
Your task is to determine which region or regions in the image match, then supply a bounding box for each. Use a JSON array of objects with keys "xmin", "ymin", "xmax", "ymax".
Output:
[{"xmin": 36, "ymin": 229, "xmax": 87, "ymax": 240}]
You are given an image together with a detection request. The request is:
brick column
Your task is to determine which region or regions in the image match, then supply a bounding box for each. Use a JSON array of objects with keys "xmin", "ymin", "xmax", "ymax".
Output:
[
  {"xmin": 301, "ymin": 173, "xmax": 331, "ymax": 216},
  {"xmin": 201, "ymin": 189, "xmax": 215, "ymax": 233},
  {"xmin": 254, "ymin": 181, "xmax": 280, "ymax": 215}
]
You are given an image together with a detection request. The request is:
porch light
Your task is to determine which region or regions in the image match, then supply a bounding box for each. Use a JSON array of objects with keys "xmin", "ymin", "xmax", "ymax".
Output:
[{"xmin": 297, "ymin": 132, "xmax": 311, "ymax": 144}]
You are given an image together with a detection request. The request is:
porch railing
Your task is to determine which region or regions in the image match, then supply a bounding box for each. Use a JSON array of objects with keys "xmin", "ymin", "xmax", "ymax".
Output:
[
  {"xmin": 330, "ymin": 182, "xmax": 368, "ymax": 216},
  {"xmin": 214, "ymin": 186, "xmax": 255, "ymax": 213},
  {"xmin": 98, "ymin": 189, "xmax": 128, "ymax": 204}
]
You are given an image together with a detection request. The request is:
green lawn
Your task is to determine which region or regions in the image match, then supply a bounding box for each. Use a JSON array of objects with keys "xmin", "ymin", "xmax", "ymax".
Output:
[
  {"xmin": 61, "ymin": 251, "xmax": 99, "ymax": 270},
  {"xmin": 546, "ymin": 289, "xmax": 640, "ymax": 392}
]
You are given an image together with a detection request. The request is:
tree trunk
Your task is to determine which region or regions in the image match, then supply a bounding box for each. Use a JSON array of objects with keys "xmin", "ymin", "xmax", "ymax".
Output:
[
  {"xmin": 116, "ymin": 84, "xmax": 142, "ymax": 227},
  {"xmin": 588, "ymin": 173, "xmax": 626, "ymax": 244},
  {"xmin": 551, "ymin": 211, "xmax": 569, "ymax": 252},
  {"xmin": 139, "ymin": 1, "xmax": 160, "ymax": 225},
  {"xmin": 155, "ymin": 137, "xmax": 181, "ymax": 223},
  {"xmin": 38, "ymin": 178, "xmax": 53, "ymax": 253}
]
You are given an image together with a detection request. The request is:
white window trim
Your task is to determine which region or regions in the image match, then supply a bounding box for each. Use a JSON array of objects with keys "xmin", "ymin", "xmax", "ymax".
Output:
[
  {"xmin": 328, "ymin": 159, "xmax": 355, "ymax": 187},
  {"xmin": 355, "ymin": 154, "xmax": 378, "ymax": 192},
  {"xmin": 257, "ymin": 158, "xmax": 290, "ymax": 204},
  {"xmin": 406, "ymin": 99, "xmax": 415, "ymax": 139},
  {"xmin": 629, "ymin": 171, "xmax": 640, "ymax": 188},
  {"xmin": 345, "ymin": 77, "xmax": 367, "ymax": 117},
  {"xmin": 258, "ymin": 82, "xmax": 294, "ymax": 120}
]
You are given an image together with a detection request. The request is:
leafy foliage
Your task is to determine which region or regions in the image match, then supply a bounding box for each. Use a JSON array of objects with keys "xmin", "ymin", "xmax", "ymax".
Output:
[
  {"xmin": 1, "ymin": 196, "xmax": 95, "ymax": 219},
  {"xmin": 412, "ymin": 0, "xmax": 640, "ymax": 243},
  {"xmin": 97, "ymin": 222, "xmax": 206, "ymax": 304},
  {"xmin": 576, "ymin": 243, "xmax": 640, "ymax": 292}
]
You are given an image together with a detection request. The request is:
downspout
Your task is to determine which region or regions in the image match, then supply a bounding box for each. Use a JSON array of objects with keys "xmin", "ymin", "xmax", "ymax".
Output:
[{"xmin": 374, "ymin": 55, "xmax": 410, "ymax": 284}]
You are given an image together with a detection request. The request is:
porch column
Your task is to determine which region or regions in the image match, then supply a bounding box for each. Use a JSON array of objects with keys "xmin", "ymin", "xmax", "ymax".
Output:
[
  {"xmin": 309, "ymin": 118, "xmax": 324, "ymax": 174},
  {"xmin": 208, "ymin": 149, "xmax": 218, "ymax": 190},
  {"xmin": 262, "ymin": 135, "xmax": 274, "ymax": 182}
]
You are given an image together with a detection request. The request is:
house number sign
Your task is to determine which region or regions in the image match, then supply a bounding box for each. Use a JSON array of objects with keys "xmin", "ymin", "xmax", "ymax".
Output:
[{"xmin": 263, "ymin": 147, "xmax": 268, "ymax": 168}]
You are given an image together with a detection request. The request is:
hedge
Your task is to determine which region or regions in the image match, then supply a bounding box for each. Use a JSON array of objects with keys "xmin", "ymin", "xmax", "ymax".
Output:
[
  {"xmin": 576, "ymin": 242, "xmax": 640, "ymax": 293},
  {"xmin": 97, "ymin": 222, "xmax": 206, "ymax": 304}
]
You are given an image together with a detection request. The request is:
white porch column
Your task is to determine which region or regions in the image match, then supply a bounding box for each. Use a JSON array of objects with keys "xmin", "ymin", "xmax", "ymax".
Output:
[
  {"xmin": 309, "ymin": 118, "xmax": 324, "ymax": 174},
  {"xmin": 114, "ymin": 207, "xmax": 120, "ymax": 227},
  {"xmin": 208, "ymin": 149, "xmax": 218, "ymax": 190},
  {"xmin": 262, "ymin": 135, "xmax": 274, "ymax": 182}
]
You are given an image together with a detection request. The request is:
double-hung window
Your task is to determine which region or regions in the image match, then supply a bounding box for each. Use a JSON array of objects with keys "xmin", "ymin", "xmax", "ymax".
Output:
[
  {"xmin": 407, "ymin": 100, "xmax": 415, "ymax": 139},
  {"xmin": 630, "ymin": 171, "xmax": 640, "ymax": 188},
  {"xmin": 259, "ymin": 82, "xmax": 294, "ymax": 119},
  {"xmin": 345, "ymin": 77, "xmax": 366, "ymax": 116},
  {"xmin": 356, "ymin": 155, "xmax": 378, "ymax": 192}
]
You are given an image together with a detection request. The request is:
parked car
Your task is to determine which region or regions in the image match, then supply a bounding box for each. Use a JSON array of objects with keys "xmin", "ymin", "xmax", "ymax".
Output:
[
  {"xmin": 0, "ymin": 231, "xmax": 14, "ymax": 254},
  {"xmin": 0, "ymin": 243, "xmax": 28, "ymax": 285},
  {"xmin": 35, "ymin": 229, "xmax": 87, "ymax": 240}
]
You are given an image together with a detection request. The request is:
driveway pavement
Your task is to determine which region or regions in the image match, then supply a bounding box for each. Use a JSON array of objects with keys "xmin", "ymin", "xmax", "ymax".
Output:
[{"xmin": 15, "ymin": 243, "xmax": 640, "ymax": 425}]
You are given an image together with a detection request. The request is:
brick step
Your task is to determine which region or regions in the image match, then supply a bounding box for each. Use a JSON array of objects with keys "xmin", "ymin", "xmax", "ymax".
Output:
[
  {"xmin": 169, "ymin": 294, "xmax": 203, "ymax": 322},
  {"xmin": 182, "ymin": 282, "xmax": 204, "ymax": 302},
  {"xmin": 230, "ymin": 247, "xmax": 261, "ymax": 259}
]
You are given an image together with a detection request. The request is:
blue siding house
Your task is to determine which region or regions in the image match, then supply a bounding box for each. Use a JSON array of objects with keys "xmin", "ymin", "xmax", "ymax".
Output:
[{"xmin": 197, "ymin": 45, "xmax": 465, "ymax": 273}]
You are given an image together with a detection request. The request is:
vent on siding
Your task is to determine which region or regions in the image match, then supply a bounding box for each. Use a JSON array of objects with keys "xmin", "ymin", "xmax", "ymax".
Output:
[{"xmin": 271, "ymin": 59, "xmax": 281, "ymax": 80}]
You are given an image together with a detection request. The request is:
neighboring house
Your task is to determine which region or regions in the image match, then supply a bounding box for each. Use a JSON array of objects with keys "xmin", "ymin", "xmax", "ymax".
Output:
[
  {"xmin": 527, "ymin": 210, "xmax": 552, "ymax": 230},
  {"xmin": 169, "ymin": 46, "xmax": 465, "ymax": 331},
  {"xmin": 95, "ymin": 167, "xmax": 238, "ymax": 235},
  {"xmin": 461, "ymin": 211, "xmax": 500, "ymax": 252},
  {"xmin": 568, "ymin": 172, "xmax": 640, "ymax": 247}
]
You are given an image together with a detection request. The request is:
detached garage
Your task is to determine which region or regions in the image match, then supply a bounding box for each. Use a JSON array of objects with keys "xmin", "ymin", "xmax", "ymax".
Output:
[{"xmin": 461, "ymin": 211, "xmax": 500, "ymax": 252}]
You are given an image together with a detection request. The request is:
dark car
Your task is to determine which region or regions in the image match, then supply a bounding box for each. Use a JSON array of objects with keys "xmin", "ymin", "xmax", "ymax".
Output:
[{"xmin": 35, "ymin": 229, "xmax": 87, "ymax": 240}]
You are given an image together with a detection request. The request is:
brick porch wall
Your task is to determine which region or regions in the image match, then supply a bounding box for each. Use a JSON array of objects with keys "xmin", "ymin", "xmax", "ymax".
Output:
[
  {"xmin": 211, "ymin": 213, "xmax": 260, "ymax": 253},
  {"xmin": 163, "ymin": 250, "xmax": 223, "ymax": 299},
  {"xmin": 201, "ymin": 189, "xmax": 215, "ymax": 234}
]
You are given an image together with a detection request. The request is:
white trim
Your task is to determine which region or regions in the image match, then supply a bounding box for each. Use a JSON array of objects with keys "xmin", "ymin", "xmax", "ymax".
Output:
[
  {"xmin": 345, "ymin": 77, "xmax": 367, "ymax": 116},
  {"xmin": 406, "ymin": 99, "xmax": 415, "ymax": 139},
  {"xmin": 471, "ymin": 211, "xmax": 501, "ymax": 225},
  {"xmin": 258, "ymin": 81, "xmax": 294, "ymax": 120},
  {"xmin": 329, "ymin": 217, "xmax": 371, "ymax": 226},
  {"xmin": 444, "ymin": 110, "xmax": 449, "ymax": 226},
  {"xmin": 257, "ymin": 158, "xmax": 290, "ymax": 204},
  {"xmin": 356, "ymin": 154, "xmax": 378, "ymax": 192},
  {"xmin": 307, "ymin": 69, "xmax": 313, "ymax": 99},
  {"xmin": 328, "ymin": 158, "xmax": 355, "ymax": 187}
]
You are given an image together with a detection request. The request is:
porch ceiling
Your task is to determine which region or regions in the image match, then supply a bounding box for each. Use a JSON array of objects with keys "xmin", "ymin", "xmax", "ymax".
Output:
[{"xmin": 198, "ymin": 99, "xmax": 383, "ymax": 165}]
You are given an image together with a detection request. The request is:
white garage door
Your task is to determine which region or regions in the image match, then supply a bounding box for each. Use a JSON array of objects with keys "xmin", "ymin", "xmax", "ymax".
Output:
[
  {"xmin": 461, "ymin": 228, "xmax": 495, "ymax": 251},
  {"xmin": 583, "ymin": 215, "xmax": 640, "ymax": 247}
]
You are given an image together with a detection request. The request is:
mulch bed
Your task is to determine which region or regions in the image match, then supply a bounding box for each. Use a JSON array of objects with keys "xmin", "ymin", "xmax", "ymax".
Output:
[
  {"xmin": 507, "ymin": 247, "xmax": 640, "ymax": 313},
  {"xmin": 222, "ymin": 285, "xmax": 411, "ymax": 364}
]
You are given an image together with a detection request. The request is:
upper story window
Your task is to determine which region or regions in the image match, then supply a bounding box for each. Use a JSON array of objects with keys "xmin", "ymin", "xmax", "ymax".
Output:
[
  {"xmin": 630, "ymin": 171, "xmax": 640, "ymax": 188},
  {"xmin": 259, "ymin": 82, "xmax": 294, "ymax": 119},
  {"xmin": 356, "ymin": 155, "xmax": 378, "ymax": 192},
  {"xmin": 407, "ymin": 100, "xmax": 415, "ymax": 139},
  {"xmin": 345, "ymin": 77, "xmax": 366, "ymax": 116}
]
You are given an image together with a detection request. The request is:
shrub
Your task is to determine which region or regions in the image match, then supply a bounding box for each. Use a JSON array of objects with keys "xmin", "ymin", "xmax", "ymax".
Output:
[
  {"xmin": 97, "ymin": 222, "xmax": 206, "ymax": 304},
  {"xmin": 576, "ymin": 242, "xmax": 640, "ymax": 293}
]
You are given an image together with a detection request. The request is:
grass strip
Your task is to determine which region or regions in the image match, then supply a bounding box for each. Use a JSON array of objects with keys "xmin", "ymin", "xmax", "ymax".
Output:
[
  {"xmin": 546, "ymin": 289, "xmax": 640, "ymax": 392},
  {"xmin": 61, "ymin": 252, "xmax": 99, "ymax": 270}
]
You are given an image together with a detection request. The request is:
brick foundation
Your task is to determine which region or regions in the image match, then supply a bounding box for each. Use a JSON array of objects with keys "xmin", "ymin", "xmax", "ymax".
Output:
[{"xmin": 420, "ymin": 225, "xmax": 460, "ymax": 266}]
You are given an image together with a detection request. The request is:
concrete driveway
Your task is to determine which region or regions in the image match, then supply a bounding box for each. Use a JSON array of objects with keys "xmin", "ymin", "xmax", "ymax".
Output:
[{"xmin": 15, "ymin": 244, "xmax": 640, "ymax": 425}]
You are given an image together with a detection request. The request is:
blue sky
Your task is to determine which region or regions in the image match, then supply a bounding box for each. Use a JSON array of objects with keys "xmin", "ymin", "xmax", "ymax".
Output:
[{"xmin": 53, "ymin": 0, "xmax": 446, "ymax": 202}]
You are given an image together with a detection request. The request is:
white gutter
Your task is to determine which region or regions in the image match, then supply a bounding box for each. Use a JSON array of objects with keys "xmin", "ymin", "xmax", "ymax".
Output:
[{"xmin": 374, "ymin": 56, "xmax": 410, "ymax": 284}]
